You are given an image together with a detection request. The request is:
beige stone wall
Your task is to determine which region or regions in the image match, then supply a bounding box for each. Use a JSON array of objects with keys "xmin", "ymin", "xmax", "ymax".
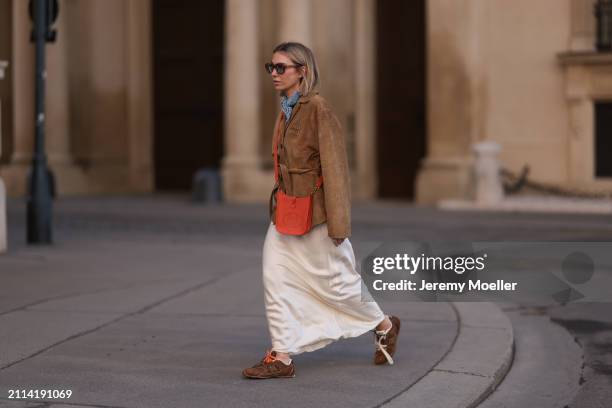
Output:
[
  {"xmin": 416, "ymin": 0, "xmax": 486, "ymax": 204},
  {"xmin": 417, "ymin": 0, "xmax": 577, "ymax": 203},
  {"xmin": 485, "ymin": 0, "xmax": 572, "ymax": 184},
  {"xmin": 0, "ymin": 0, "xmax": 153, "ymax": 197},
  {"xmin": 64, "ymin": 0, "xmax": 128, "ymax": 166},
  {"xmin": 569, "ymin": 0, "xmax": 597, "ymax": 51}
]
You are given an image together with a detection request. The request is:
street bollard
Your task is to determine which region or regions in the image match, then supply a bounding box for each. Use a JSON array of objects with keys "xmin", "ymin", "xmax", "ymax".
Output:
[
  {"xmin": 192, "ymin": 168, "xmax": 223, "ymax": 204},
  {"xmin": 473, "ymin": 141, "xmax": 504, "ymax": 205}
]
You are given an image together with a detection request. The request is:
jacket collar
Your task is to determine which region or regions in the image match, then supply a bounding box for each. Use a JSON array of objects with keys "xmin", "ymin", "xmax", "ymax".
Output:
[
  {"xmin": 298, "ymin": 90, "xmax": 319, "ymax": 104},
  {"xmin": 274, "ymin": 91, "xmax": 318, "ymax": 128}
]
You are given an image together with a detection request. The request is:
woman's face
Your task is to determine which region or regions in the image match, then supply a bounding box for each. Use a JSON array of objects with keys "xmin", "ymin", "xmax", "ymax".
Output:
[{"xmin": 270, "ymin": 52, "xmax": 304, "ymax": 96}]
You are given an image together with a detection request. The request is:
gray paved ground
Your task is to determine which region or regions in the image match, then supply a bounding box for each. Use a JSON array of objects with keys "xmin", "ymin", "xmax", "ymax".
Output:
[{"xmin": 0, "ymin": 195, "xmax": 611, "ymax": 407}]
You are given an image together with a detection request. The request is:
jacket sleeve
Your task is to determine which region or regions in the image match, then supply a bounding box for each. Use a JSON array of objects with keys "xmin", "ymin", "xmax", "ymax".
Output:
[{"xmin": 316, "ymin": 101, "xmax": 351, "ymax": 239}]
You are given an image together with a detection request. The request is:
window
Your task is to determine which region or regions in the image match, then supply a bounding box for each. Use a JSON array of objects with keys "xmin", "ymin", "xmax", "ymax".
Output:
[{"xmin": 595, "ymin": 101, "xmax": 612, "ymax": 177}]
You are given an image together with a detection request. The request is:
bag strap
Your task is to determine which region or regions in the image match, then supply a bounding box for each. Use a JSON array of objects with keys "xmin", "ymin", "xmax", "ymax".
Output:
[
  {"xmin": 312, "ymin": 175, "xmax": 323, "ymax": 194},
  {"xmin": 273, "ymin": 117, "xmax": 280, "ymax": 184},
  {"xmin": 273, "ymin": 112, "xmax": 324, "ymax": 194}
]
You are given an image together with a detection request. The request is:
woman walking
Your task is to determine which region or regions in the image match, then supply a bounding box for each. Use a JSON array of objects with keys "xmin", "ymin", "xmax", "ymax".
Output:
[{"xmin": 242, "ymin": 42, "xmax": 400, "ymax": 379}]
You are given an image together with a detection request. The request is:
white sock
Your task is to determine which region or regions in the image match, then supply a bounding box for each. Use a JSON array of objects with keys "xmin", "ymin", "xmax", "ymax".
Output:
[
  {"xmin": 376, "ymin": 316, "xmax": 392, "ymax": 334},
  {"xmin": 272, "ymin": 351, "xmax": 292, "ymax": 365}
]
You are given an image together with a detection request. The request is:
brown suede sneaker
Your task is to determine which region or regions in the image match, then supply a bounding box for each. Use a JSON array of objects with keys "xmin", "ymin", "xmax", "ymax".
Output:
[
  {"xmin": 374, "ymin": 315, "xmax": 401, "ymax": 365},
  {"xmin": 242, "ymin": 350, "xmax": 296, "ymax": 379}
]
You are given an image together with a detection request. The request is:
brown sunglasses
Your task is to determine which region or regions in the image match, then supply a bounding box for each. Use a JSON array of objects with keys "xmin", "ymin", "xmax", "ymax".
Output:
[{"xmin": 264, "ymin": 62, "xmax": 302, "ymax": 75}]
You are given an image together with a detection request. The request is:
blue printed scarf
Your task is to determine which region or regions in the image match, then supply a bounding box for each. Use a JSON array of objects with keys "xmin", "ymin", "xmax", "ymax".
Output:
[{"xmin": 280, "ymin": 91, "xmax": 301, "ymax": 123}]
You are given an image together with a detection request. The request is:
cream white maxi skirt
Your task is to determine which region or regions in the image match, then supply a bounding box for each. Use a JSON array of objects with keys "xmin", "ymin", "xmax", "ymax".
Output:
[{"xmin": 262, "ymin": 221, "xmax": 385, "ymax": 355}]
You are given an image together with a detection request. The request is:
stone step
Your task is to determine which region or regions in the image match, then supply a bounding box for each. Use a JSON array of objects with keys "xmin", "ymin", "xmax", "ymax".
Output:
[
  {"xmin": 477, "ymin": 306, "xmax": 582, "ymax": 408},
  {"xmin": 382, "ymin": 302, "xmax": 514, "ymax": 408}
]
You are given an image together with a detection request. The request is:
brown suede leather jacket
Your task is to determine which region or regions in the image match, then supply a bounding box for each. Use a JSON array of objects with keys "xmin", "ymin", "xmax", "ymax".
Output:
[{"xmin": 269, "ymin": 91, "xmax": 351, "ymax": 238}]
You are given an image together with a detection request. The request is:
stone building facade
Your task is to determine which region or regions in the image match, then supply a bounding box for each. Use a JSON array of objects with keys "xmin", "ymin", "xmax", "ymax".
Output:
[{"xmin": 0, "ymin": 0, "xmax": 610, "ymax": 203}]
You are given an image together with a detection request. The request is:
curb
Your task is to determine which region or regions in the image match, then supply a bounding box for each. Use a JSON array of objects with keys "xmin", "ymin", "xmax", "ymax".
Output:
[{"xmin": 382, "ymin": 302, "xmax": 514, "ymax": 408}]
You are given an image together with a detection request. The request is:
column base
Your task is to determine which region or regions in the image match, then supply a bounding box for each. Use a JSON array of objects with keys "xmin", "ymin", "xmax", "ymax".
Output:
[
  {"xmin": 0, "ymin": 161, "xmax": 152, "ymax": 197},
  {"xmin": 415, "ymin": 156, "xmax": 475, "ymax": 205},
  {"xmin": 221, "ymin": 156, "xmax": 273, "ymax": 202}
]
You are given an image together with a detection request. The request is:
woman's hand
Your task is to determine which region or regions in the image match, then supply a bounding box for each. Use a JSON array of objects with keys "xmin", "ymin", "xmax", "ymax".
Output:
[{"xmin": 331, "ymin": 238, "xmax": 345, "ymax": 247}]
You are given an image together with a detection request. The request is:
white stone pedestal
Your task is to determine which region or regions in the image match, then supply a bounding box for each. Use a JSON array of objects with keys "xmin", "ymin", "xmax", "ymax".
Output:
[
  {"xmin": 439, "ymin": 140, "xmax": 612, "ymax": 214},
  {"xmin": 473, "ymin": 141, "xmax": 504, "ymax": 205}
]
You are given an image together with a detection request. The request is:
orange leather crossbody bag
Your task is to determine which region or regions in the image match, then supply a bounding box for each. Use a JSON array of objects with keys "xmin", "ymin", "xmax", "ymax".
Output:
[{"xmin": 272, "ymin": 126, "xmax": 323, "ymax": 236}]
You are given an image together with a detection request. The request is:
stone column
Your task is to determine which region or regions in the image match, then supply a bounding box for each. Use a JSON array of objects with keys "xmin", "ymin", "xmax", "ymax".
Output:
[
  {"xmin": 222, "ymin": 0, "xmax": 270, "ymax": 202},
  {"xmin": 10, "ymin": 0, "xmax": 35, "ymax": 166},
  {"xmin": 354, "ymin": 0, "xmax": 377, "ymax": 199},
  {"xmin": 415, "ymin": 0, "xmax": 489, "ymax": 204},
  {"xmin": 278, "ymin": 0, "xmax": 312, "ymax": 44},
  {"xmin": 0, "ymin": 0, "xmax": 39, "ymax": 196},
  {"xmin": 126, "ymin": 0, "xmax": 154, "ymax": 192},
  {"xmin": 0, "ymin": 60, "xmax": 8, "ymax": 253},
  {"xmin": 0, "ymin": 61, "xmax": 7, "ymax": 155},
  {"xmin": 60, "ymin": 0, "xmax": 133, "ymax": 194},
  {"xmin": 3, "ymin": 0, "xmax": 86, "ymax": 196},
  {"xmin": 46, "ymin": 2, "xmax": 72, "ymax": 165},
  {"xmin": 311, "ymin": 0, "xmax": 355, "ymax": 183}
]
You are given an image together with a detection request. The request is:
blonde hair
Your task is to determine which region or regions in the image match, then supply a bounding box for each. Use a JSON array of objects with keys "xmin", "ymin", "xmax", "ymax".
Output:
[{"xmin": 272, "ymin": 42, "xmax": 319, "ymax": 95}]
